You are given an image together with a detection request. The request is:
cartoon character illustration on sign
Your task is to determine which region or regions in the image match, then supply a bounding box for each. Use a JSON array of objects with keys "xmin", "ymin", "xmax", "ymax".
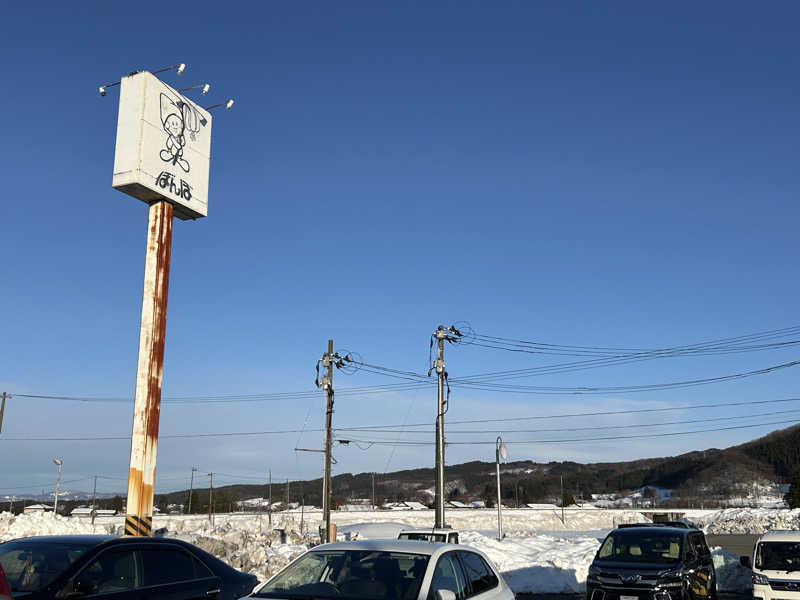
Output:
[{"xmin": 159, "ymin": 93, "xmax": 206, "ymax": 173}]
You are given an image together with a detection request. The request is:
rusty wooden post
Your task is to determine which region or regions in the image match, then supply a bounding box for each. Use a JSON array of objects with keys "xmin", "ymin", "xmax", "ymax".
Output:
[{"xmin": 124, "ymin": 199, "xmax": 174, "ymax": 536}]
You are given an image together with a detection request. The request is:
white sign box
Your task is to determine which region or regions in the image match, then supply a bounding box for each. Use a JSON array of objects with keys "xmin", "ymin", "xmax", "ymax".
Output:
[{"xmin": 112, "ymin": 71, "xmax": 212, "ymax": 219}]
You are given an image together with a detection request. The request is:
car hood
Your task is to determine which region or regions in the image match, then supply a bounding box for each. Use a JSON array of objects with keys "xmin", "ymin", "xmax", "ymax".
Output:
[{"xmin": 593, "ymin": 560, "xmax": 677, "ymax": 573}]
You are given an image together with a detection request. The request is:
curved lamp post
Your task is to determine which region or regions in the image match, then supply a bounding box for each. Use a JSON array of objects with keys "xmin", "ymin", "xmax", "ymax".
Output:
[{"xmin": 495, "ymin": 437, "xmax": 507, "ymax": 540}]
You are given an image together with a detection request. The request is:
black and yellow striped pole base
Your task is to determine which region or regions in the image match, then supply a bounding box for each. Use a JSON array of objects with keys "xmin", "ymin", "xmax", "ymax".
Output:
[{"xmin": 124, "ymin": 514, "xmax": 153, "ymax": 536}]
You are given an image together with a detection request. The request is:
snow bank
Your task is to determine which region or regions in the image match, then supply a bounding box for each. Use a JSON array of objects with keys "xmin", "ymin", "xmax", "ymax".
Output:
[
  {"xmin": 711, "ymin": 547, "xmax": 752, "ymax": 592},
  {"xmin": 462, "ymin": 531, "xmax": 598, "ymax": 594},
  {"xmin": 698, "ymin": 508, "xmax": 800, "ymax": 535},
  {"xmin": 0, "ymin": 511, "xmax": 309, "ymax": 584}
]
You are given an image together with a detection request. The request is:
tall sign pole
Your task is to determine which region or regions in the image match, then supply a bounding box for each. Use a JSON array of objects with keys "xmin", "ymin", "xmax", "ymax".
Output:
[
  {"xmin": 124, "ymin": 199, "xmax": 173, "ymax": 537},
  {"xmin": 433, "ymin": 326, "xmax": 447, "ymax": 528},
  {"xmin": 102, "ymin": 64, "xmax": 230, "ymax": 536}
]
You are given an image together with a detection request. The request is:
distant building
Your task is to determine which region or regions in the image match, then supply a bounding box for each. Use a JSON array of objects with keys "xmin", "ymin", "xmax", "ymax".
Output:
[
  {"xmin": 470, "ymin": 501, "xmax": 486, "ymax": 509},
  {"xmin": 23, "ymin": 504, "xmax": 53, "ymax": 514},
  {"xmin": 382, "ymin": 501, "xmax": 429, "ymax": 511},
  {"xmin": 70, "ymin": 507, "xmax": 117, "ymax": 517},
  {"xmin": 447, "ymin": 500, "xmax": 470, "ymax": 509}
]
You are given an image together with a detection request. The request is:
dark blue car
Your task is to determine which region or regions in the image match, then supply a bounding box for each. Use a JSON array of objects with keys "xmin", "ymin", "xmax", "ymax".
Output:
[{"xmin": 0, "ymin": 535, "xmax": 257, "ymax": 600}]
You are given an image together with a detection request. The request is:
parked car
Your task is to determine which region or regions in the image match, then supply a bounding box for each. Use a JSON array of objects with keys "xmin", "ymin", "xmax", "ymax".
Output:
[
  {"xmin": 1, "ymin": 563, "xmax": 12, "ymax": 600},
  {"xmin": 587, "ymin": 526, "xmax": 716, "ymax": 600},
  {"xmin": 740, "ymin": 529, "xmax": 800, "ymax": 600},
  {"xmin": 0, "ymin": 535, "xmax": 257, "ymax": 600},
  {"xmin": 250, "ymin": 540, "xmax": 513, "ymax": 600},
  {"xmin": 397, "ymin": 529, "xmax": 460, "ymax": 544}
]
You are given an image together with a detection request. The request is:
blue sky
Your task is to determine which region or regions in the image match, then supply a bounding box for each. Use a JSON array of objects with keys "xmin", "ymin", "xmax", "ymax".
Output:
[{"xmin": 2, "ymin": 2, "xmax": 800, "ymax": 498}]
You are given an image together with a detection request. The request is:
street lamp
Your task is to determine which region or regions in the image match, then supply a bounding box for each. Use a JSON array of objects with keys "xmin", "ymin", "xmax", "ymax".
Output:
[
  {"xmin": 495, "ymin": 437, "xmax": 507, "ymax": 540},
  {"xmin": 53, "ymin": 459, "xmax": 63, "ymax": 517}
]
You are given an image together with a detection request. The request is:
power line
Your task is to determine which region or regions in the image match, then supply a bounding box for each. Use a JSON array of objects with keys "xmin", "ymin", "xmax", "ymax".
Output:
[
  {"xmin": 339, "ymin": 418, "xmax": 800, "ymax": 446},
  {"xmin": 338, "ymin": 406, "xmax": 800, "ymax": 435},
  {"xmin": 4, "ymin": 398, "xmax": 800, "ymax": 442},
  {"xmin": 336, "ymin": 396, "xmax": 800, "ymax": 428}
]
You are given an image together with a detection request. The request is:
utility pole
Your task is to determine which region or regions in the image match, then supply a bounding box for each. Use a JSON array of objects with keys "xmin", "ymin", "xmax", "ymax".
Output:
[
  {"xmin": 268, "ymin": 469, "xmax": 272, "ymax": 526},
  {"xmin": 560, "ymin": 474, "xmax": 565, "ymax": 525},
  {"xmin": 187, "ymin": 466, "xmax": 198, "ymax": 514},
  {"xmin": 286, "ymin": 478, "xmax": 290, "ymax": 505},
  {"xmin": 433, "ymin": 326, "xmax": 448, "ymax": 528},
  {"xmin": 371, "ymin": 473, "xmax": 376, "ymax": 510},
  {"xmin": 0, "ymin": 392, "xmax": 8, "ymax": 434},
  {"xmin": 320, "ymin": 339, "xmax": 334, "ymax": 543},
  {"xmin": 90, "ymin": 475, "xmax": 98, "ymax": 525},
  {"xmin": 208, "ymin": 472, "xmax": 214, "ymax": 526}
]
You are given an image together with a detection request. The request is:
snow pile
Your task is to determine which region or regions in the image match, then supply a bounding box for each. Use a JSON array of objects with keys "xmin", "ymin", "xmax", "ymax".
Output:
[
  {"xmin": 329, "ymin": 507, "xmax": 650, "ymax": 533},
  {"xmin": 336, "ymin": 522, "xmax": 408, "ymax": 540},
  {"xmin": 711, "ymin": 547, "xmax": 752, "ymax": 592},
  {"xmin": 0, "ymin": 511, "xmax": 111, "ymax": 542},
  {"xmin": 698, "ymin": 508, "xmax": 800, "ymax": 534},
  {"xmin": 462, "ymin": 531, "xmax": 598, "ymax": 594},
  {"xmin": 0, "ymin": 511, "xmax": 309, "ymax": 584}
]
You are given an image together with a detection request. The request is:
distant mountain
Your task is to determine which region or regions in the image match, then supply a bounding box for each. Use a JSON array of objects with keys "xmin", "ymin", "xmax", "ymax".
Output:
[
  {"xmin": 9, "ymin": 425, "xmax": 796, "ymax": 513},
  {"xmin": 154, "ymin": 423, "xmax": 800, "ymax": 513}
]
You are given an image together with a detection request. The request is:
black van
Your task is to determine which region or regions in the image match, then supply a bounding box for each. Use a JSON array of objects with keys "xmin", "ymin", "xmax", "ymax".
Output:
[{"xmin": 587, "ymin": 526, "xmax": 716, "ymax": 600}]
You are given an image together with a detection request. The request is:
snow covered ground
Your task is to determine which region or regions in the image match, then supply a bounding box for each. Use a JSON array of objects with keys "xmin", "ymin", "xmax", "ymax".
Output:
[{"xmin": 0, "ymin": 507, "xmax": 784, "ymax": 593}]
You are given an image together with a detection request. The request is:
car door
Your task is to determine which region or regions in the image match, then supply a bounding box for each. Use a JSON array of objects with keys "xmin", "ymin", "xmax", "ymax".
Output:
[
  {"xmin": 456, "ymin": 551, "xmax": 505, "ymax": 600},
  {"xmin": 683, "ymin": 534, "xmax": 712, "ymax": 600},
  {"xmin": 63, "ymin": 547, "xmax": 142, "ymax": 600},
  {"xmin": 426, "ymin": 552, "xmax": 468, "ymax": 600},
  {"xmin": 689, "ymin": 534, "xmax": 714, "ymax": 599},
  {"xmin": 136, "ymin": 545, "xmax": 222, "ymax": 600}
]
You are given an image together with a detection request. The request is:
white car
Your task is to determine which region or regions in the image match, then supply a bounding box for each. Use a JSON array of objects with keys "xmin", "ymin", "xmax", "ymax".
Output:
[
  {"xmin": 250, "ymin": 540, "xmax": 514, "ymax": 600},
  {"xmin": 398, "ymin": 529, "xmax": 460, "ymax": 544},
  {"xmin": 741, "ymin": 529, "xmax": 800, "ymax": 600}
]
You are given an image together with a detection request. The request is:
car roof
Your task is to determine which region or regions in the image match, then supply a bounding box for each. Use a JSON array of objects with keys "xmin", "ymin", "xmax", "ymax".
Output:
[
  {"xmin": 758, "ymin": 530, "xmax": 800, "ymax": 543},
  {"xmin": 313, "ymin": 540, "xmax": 462, "ymax": 556},
  {"xmin": 2, "ymin": 535, "xmax": 116, "ymax": 546},
  {"xmin": 612, "ymin": 526, "xmax": 693, "ymax": 535}
]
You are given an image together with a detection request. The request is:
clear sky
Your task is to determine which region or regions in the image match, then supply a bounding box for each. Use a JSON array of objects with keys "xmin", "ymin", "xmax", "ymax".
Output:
[{"xmin": 2, "ymin": 2, "xmax": 800, "ymax": 499}]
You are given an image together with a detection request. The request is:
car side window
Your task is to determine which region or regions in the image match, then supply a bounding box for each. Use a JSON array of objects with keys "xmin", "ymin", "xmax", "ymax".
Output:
[
  {"xmin": 458, "ymin": 552, "xmax": 498, "ymax": 597},
  {"xmin": 140, "ymin": 548, "xmax": 204, "ymax": 587},
  {"xmin": 685, "ymin": 536, "xmax": 698, "ymax": 561},
  {"xmin": 692, "ymin": 535, "xmax": 710, "ymax": 559},
  {"xmin": 79, "ymin": 550, "xmax": 140, "ymax": 595},
  {"xmin": 428, "ymin": 553, "xmax": 468, "ymax": 600}
]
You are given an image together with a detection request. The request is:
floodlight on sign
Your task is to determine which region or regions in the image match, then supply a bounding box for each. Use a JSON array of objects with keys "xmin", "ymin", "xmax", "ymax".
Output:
[
  {"xmin": 205, "ymin": 99, "xmax": 235, "ymax": 111},
  {"xmin": 179, "ymin": 83, "xmax": 211, "ymax": 95}
]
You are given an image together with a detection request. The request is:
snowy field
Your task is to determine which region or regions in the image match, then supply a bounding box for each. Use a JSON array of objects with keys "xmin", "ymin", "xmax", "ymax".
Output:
[{"xmin": 1, "ymin": 507, "xmax": 793, "ymax": 594}]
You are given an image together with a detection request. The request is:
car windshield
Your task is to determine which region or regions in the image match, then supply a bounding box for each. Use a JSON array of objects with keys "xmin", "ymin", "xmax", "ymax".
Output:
[
  {"xmin": 756, "ymin": 542, "xmax": 800, "ymax": 571},
  {"xmin": 0, "ymin": 540, "xmax": 95, "ymax": 592},
  {"xmin": 256, "ymin": 549, "xmax": 430, "ymax": 600},
  {"xmin": 596, "ymin": 531, "xmax": 684, "ymax": 564}
]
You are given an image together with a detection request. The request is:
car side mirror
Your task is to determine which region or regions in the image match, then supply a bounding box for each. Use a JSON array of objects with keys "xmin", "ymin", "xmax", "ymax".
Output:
[
  {"xmin": 740, "ymin": 556, "xmax": 752, "ymax": 569},
  {"xmin": 65, "ymin": 580, "xmax": 96, "ymax": 598},
  {"xmin": 436, "ymin": 590, "xmax": 457, "ymax": 600}
]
